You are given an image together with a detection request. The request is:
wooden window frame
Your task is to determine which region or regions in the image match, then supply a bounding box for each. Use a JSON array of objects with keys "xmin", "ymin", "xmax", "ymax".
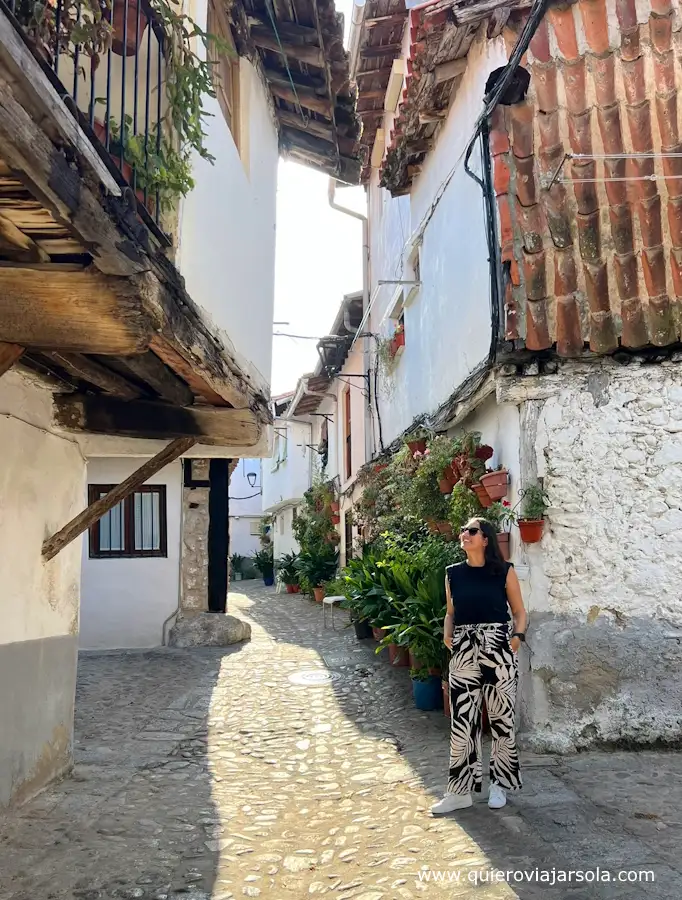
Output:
[
  {"xmin": 207, "ymin": 0, "xmax": 241, "ymax": 149},
  {"xmin": 88, "ymin": 484, "xmax": 168, "ymax": 559}
]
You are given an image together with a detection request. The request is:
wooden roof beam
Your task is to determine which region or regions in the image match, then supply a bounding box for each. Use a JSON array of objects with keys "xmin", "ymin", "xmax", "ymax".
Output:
[
  {"xmin": 248, "ymin": 16, "xmax": 320, "ymax": 43},
  {"xmin": 43, "ymin": 351, "xmax": 143, "ymax": 399},
  {"xmin": 252, "ymin": 30, "xmax": 325, "ymax": 67},
  {"xmin": 364, "ymin": 13, "xmax": 408, "ymax": 28},
  {"xmin": 0, "ymin": 212, "xmax": 49, "ymax": 262},
  {"xmin": 271, "ymin": 83, "xmax": 333, "ymax": 116},
  {"xmin": 54, "ymin": 394, "xmax": 262, "ymax": 446},
  {"xmin": 360, "ymin": 44, "xmax": 402, "ymax": 59},
  {"xmin": 356, "ymin": 66, "xmax": 393, "ymax": 81},
  {"xmin": 0, "ymin": 341, "xmax": 23, "ymax": 377}
]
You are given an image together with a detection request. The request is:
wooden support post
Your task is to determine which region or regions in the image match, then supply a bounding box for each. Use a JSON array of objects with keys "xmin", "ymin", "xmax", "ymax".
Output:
[
  {"xmin": 207, "ymin": 458, "xmax": 231, "ymax": 613},
  {"xmin": 42, "ymin": 437, "xmax": 196, "ymax": 561},
  {"xmin": 0, "ymin": 341, "xmax": 24, "ymax": 377}
]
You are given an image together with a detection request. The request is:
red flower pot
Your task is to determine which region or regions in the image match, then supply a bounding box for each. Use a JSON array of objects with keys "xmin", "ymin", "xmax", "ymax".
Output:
[
  {"xmin": 436, "ymin": 521, "xmax": 454, "ymax": 539},
  {"xmin": 331, "ymin": 514, "xmax": 341, "ymax": 525},
  {"xmin": 388, "ymin": 644, "xmax": 410, "ymax": 667},
  {"xmin": 374, "ymin": 463, "xmax": 387, "ymax": 473},
  {"xmin": 497, "ymin": 532, "xmax": 511, "ymax": 561},
  {"xmin": 394, "ymin": 330, "xmax": 405, "ymax": 348},
  {"xmin": 330, "ymin": 501, "xmax": 340, "ymax": 514},
  {"xmin": 112, "ymin": 0, "xmax": 149, "ymax": 57},
  {"xmin": 480, "ymin": 469, "xmax": 509, "ymax": 501},
  {"xmin": 292, "ymin": 584, "xmax": 301, "ymax": 593},
  {"xmin": 473, "ymin": 483, "xmax": 492, "ymax": 508},
  {"xmin": 372, "ymin": 626, "xmax": 387, "ymax": 641},
  {"xmin": 313, "ymin": 587, "xmax": 325, "ymax": 603},
  {"xmin": 519, "ymin": 519, "xmax": 544, "ymax": 543},
  {"xmin": 406, "ymin": 439, "xmax": 426, "ymax": 456},
  {"xmin": 286, "ymin": 584, "xmax": 295, "ymax": 594},
  {"xmin": 438, "ymin": 478, "xmax": 453, "ymax": 494}
]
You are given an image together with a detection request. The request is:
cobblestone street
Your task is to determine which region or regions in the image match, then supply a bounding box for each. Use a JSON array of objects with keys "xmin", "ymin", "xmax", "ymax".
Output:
[{"xmin": 2, "ymin": 582, "xmax": 682, "ymax": 899}]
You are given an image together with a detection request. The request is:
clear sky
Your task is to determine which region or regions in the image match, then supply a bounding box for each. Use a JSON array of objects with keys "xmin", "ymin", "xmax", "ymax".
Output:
[{"xmin": 270, "ymin": 0, "xmax": 364, "ymax": 396}]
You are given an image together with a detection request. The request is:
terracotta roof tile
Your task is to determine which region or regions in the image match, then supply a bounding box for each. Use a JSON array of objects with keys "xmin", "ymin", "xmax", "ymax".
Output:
[
  {"xmin": 622, "ymin": 56, "xmax": 646, "ymax": 106},
  {"xmin": 579, "ymin": 0, "xmax": 610, "ymax": 54},
  {"xmin": 592, "ymin": 54, "xmax": 616, "ymax": 107},
  {"xmin": 525, "ymin": 299, "xmax": 552, "ymax": 350},
  {"xmin": 487, "ymin": 0, "xmax": 682, "ymax": 353},
  {"xmin": 642, "ymin": 246, "xmax": 668, "ymax": 297},
  {"xmin": 650, "ymin": 12, "xmax": 673, "ymax": 54},
  {"xmin": 548, "ymin": 5, "xmax": 580, "ymax": 60},
  {"xmin": 515, "ymin": 155, "xmax": 537, "ymax": 206},
  {"xmin": 523, "ymin": 249, "xmax": 547, "ymax": 300}
]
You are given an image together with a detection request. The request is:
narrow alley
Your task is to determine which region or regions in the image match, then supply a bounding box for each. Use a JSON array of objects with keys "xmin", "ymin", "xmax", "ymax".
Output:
[{"xmin": 2, "ymin": 584, "xmax": 681, "ymax": 900}]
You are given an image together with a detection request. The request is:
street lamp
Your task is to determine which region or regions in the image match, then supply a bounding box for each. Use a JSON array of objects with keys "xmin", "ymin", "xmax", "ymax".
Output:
[{"xmin": 246, "ymin": 472, "xmax": 257, "ymax": 488}]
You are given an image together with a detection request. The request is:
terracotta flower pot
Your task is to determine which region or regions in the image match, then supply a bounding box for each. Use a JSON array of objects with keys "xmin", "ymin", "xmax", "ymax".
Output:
[
  {"xmin": 436, "ymin": 521, "xmax": 454, "ymax": 539},
  {"xmin": 394, "ymin": 330, "xmax": 405, "ymax": 348},
  {"xmin": 425, "ymin": 518, "xmax": 440, "ymax": 535},
  {"xmin": 112, "ymin": 0, "xmax": 149, "ymax": 57},
  {"xmin": 292, "ymin": 584, "xmax": 301, "ymax": 593},
  {"xmin": 374, "ymin": 463, "xmax": 387, "ymax": 473},
  {"xmin": 497, "ymin": 532, "xmax": 511, "ymax": 561},
  {"xmin": 519, "ymin": 519, "xmax": 544, "ymax": 543},
  {"xmin": 313, "ymin": 586, "xmax": 325, "ymax": 603},
  {"xmin": 388, "ymin": 644, "xmax": 410, "ymax": 667},
  {"xmin": 286, "ymin": 584, "xmax": 295, "ymax": 594},
  {"xmin": 473, "ymin": 483, "xmax": 492, "ymax": 508},
  {"xmin": 330, "ymin": 501, "xmax": 340, "ymax": 514},
  {"xmin": 438, "ymin": 478, "xmax": 453, "ymax": 494},
  {"xmin": 372, "ymin": 626, "xmax": 387, "ymax": 641},
  {"xmin": 481, "ymin": 469, "xmax": 509, "ymax": 501},
  {"xmin": 406, "ymin": 439, "xmax": 426, "ymax": 456},
  {"xmin": 331, "ymin": 514, "xmax": 341, "ymax": 525}
]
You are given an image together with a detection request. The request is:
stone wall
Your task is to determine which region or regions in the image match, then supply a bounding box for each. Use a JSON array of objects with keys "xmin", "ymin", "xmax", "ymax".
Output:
[
  {"xmin": 497, "ymin": 358, "xmax": 682, "ymax": 753},
  {"xmin": 181, "ymin": 460, "xmax": 209, "ymax": 614}
]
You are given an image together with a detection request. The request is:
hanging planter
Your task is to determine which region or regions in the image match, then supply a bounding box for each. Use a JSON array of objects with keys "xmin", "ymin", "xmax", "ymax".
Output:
[
  {"xmin": 438, "ymin": 477, "xmax": 453, "ymax": 494},
  {"xmin": 331, "ymin": 513, "xmax": 341, "ymax": 525},
  {"xmin": 519, "ymin": 519, "xmax": 545, "ymax": 543},
  {"xmin": 330, "ymin": 500, "xmax": 340, "ymax": 514},
  {"xmin": 112, "ymin": 0, "xmax": 149, "ymax": 56},
  {"xmin": 436, "ymin": 521, "xmax": 454, "ymax": 539},
  {"xmin": 497, "ymin": 532, "xmax": 511, "ymax": 561},
  {"xmin": 406, "ymin": 439, "xmax": 427, "ymax": 457},
  {"xmin": 473, "ymin": 483, "xmax": 492, "ymax": 508},
  {"xmin": 481, "ymin": 469, "xmax": 509, "ymax": 501}
]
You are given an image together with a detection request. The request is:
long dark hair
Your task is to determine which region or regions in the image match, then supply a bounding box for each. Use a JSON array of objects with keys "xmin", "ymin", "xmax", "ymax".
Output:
[{"xmin": 474, "ymin": 518, "xmax": 507, "ymax": 575}]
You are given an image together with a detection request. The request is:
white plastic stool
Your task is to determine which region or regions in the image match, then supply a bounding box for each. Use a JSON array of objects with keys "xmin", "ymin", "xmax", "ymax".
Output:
[{"xmin": 323, "ymin": 595, "xmax": 344, "ymax": 629}]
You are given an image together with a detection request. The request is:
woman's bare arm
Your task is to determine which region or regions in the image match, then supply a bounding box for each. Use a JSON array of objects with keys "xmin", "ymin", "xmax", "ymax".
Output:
[
  {"xmin": 444, "ymin": 572, "xmax": 454, "ymax": 650},
  {"xmin": 506, "ymin": 567, "xmax": 527, "ymax": 652}
]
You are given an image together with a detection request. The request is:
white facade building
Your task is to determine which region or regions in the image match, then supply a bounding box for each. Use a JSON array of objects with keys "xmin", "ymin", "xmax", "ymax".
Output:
[
  {"xmin": 350, "ymin": 0, "xmax": 682, "ymax": 752},
  {"xmin": 229, "ymin": 459, "xmax": 264, "ymax": 561}
]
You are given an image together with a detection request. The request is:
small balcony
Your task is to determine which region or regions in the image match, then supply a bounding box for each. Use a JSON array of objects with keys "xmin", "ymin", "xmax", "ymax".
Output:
[{"xmin": 7, "ymin": 0, "xmax": 177, "ymax": 239}]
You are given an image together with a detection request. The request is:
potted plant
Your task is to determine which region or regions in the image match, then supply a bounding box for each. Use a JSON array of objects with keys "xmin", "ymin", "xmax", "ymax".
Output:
[
  {"xmin": 518, "ymin": 485, "xmax": 549, "ymax": 543},
  {"xmin": 472, "ymin": 482, "xmax": 493, "ymax": 508},
  {"xmin": 296, "ymin": 545, "xmax": 339, "ymax": 602},
  {"xmin": 485, "ymin": 500, "xmax": 516, "ymax": 562},
  {"xmin": 253, "ymin": 548, "xmax": 275, "ymax": 587},
  {"xmin": 277, "ymin": 552, "xmax": 300, "ymax": 593},
  {"xmin": 404, "ymin": 426, "xmax": 429, "ymax": 457},
  {"xmin": 481, "ymin": 465, "xmax": 509, "ymax": 502},
  {"xmin": 112, "ymin": 0, "xmax": 149, "ymax": 56},
  {"xmin": 230, "ymin": 553, "xmax": 244, "ymax": 582}
]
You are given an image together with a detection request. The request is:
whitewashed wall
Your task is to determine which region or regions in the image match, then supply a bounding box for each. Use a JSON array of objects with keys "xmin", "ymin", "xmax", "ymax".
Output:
[
  {"xmin": 262, "ymin": 419, "xmax": 312, "ymax": 512},
  {"xmin": 177, "ymin": 56, "xmax": 278, "ymax": 393},
  {"xmin": 80, "ymin": 458, "xmax": 182, "ymax": 650},
  {"xmin": 0, "ymin": 373, "xmax": 84, "ymax": 806},
  {"xmin": 495, "ymin": 360, "xmax": 682, "ymax": 753},
  {"xmin": 367, "ymin": 33, "xmax": 507, "ymax": 446},
  {"xmin": 229, "ymin": 458, "xmax": 262, "ymax": 562},
  {"xmin": 272, "ymin": 506, "xmax": 300, "ymax": 560}
]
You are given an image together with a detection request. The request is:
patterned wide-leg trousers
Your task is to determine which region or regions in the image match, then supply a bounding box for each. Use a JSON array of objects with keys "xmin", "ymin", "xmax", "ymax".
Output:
[{"xmin": 447, "ymin": 623, "xmax": 522, "ymax": 795}]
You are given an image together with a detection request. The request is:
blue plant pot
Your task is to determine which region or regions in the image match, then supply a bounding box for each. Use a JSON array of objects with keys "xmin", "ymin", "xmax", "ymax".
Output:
[
  {"xmin": 412, "ymin": 675, "xmax": 443, "ymax": 711},
  {"xmin": 263, "ymin": 576, "xmax": 274, "ymax": 586}
]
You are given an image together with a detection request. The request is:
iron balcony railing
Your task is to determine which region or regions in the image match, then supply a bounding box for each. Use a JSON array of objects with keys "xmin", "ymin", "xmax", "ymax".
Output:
[{"xmin": 7, "ymin": 0, "xmax": 170, "ymax": 239}]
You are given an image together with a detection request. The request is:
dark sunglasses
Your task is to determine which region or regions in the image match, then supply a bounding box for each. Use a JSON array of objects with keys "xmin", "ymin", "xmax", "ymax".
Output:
[{"xmin": 460, "ymin": 526, "xmax": 481, "ymax": 536}]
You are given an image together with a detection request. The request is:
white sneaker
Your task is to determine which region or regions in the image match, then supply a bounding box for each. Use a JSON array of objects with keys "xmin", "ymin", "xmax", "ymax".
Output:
[
  {"xmin": 431, "ymin": 793, "xmax": 473, "ymax": 815},
  {"xmin": 488, "ymin": 783, "xmax": 507, "ymax": 809}
]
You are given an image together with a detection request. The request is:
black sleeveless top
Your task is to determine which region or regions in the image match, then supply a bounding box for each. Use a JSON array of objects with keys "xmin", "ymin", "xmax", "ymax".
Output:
[{"xmin": 446, "ymin": 561, "xmax": 512, "ymax": 625}]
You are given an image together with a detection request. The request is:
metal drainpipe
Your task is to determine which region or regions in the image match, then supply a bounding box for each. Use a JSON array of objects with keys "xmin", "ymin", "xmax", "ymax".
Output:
[{"xmin": 327, "ymin": 177, "xmax": 373, "ymax": 463}]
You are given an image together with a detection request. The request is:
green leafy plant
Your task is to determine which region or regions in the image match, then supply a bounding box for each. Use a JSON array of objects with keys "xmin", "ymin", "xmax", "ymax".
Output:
[
  {"xmin": 448, "ymin": 482, "xmax": 483, "ymax": 534},
  {"xmin": 277, "ymin": 552, "xmax": 300, "ymax": 585},
  {"xmin": 484, "ymin": 500, "xmax": 517, "ymax": 532},
  {"xmin": 253, "ymin": 548, "xmax": 274, "ymax": 579},
  {"xmin": 519, "ymin": 485, "xmax": 549, "ymax": 521},
  {"xmin": 230, "ymin": 553, "xmax": 244, "ymax": 574},
  {"xmin": 295, "ymin": 545, "xmax": 338, "ymax": 590}
]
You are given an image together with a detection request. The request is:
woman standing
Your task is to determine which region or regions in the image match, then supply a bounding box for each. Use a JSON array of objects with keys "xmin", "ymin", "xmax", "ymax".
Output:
[{"xmin": 432, "ymin": 518, "xmax": 527, "ymax": 814}]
